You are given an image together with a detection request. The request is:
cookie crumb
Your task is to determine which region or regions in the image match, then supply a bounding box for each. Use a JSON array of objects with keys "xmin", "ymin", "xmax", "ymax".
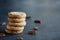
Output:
[
  {"xmin": 0, "ymin": 33, "xmax": 6, "ymax": 37},
  {"xmin": 2, "ymin": 22, "xmax": 6, "ymax": 26},
  {"xmin": 17, "ymin": 37, "xmax": 23, "ymax": 40},
  {"xmin": 34, "ymin": 20, "xmax": 41, "ymax": 23},
  {"xmin": 26, "ymin": 16, "xmax": 31, "ymax": 19},
  {"xmin": 33, "ymin": 27, "xmax": 38, "ymax": 30},
  {"xmin": 28, "ymin": 30, "xmax": 36, "ymax": 35}
]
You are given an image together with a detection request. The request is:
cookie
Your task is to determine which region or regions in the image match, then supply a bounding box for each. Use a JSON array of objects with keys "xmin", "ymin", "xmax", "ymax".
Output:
[
  {"xmin": 5, "ymin": 28, "xmax": 24, "ymax": 34},
  {"xmin": 8, "ymin": 18, "xmax": 26, "ymax": 23},
  {"xmin": 6, "ymin": 25, "xmax": 24, "ymax": 31},
  {"xmin": 8, "ymin": 12, "xmax": 26, "ymax": 18},
  {"xmin": 8, "ymin": 21, "xmax": 26, "ymax": 27}
]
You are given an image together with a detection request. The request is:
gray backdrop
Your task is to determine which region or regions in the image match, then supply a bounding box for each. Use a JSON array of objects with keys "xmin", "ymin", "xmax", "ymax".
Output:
[{"xmin": 0, "ymin": 0, "xmax": 60, "ymax": 40}]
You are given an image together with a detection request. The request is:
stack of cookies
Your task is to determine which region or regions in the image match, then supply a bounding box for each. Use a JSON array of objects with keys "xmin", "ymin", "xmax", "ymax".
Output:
[{"xmin": 5, "ymin": 12, "xmax": 26, "ymax": 34}]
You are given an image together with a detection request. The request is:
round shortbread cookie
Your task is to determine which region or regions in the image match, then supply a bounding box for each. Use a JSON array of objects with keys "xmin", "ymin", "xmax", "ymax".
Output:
[
  {"xmin": 5, "ymin": 28, "xmax": 24, "ymax": 34},
  {"xmin": 8, "ymin": 21, "xmax": 26, "ymax": 27},
  {"xmin": 6, "ymin": 25, "xmax": 24, "ymax": 31},
  {"xmin": 8, "ymin": 12, "xmax": 26, "ymax": 18},
  {"xmin": 8, "ymin": 18, "xmax": 26, "ymax": 23}
]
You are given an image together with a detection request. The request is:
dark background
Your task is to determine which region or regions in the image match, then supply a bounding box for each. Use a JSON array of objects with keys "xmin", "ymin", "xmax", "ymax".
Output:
[{"xmin": 0, "ymin": 0, "xmax": 60, "ymax": 40}]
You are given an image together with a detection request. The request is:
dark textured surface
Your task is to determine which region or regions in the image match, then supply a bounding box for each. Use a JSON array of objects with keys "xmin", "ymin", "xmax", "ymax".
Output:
[{"xmin": 0, "ymin": 0, "xmax": 60, "ymax": 40}]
